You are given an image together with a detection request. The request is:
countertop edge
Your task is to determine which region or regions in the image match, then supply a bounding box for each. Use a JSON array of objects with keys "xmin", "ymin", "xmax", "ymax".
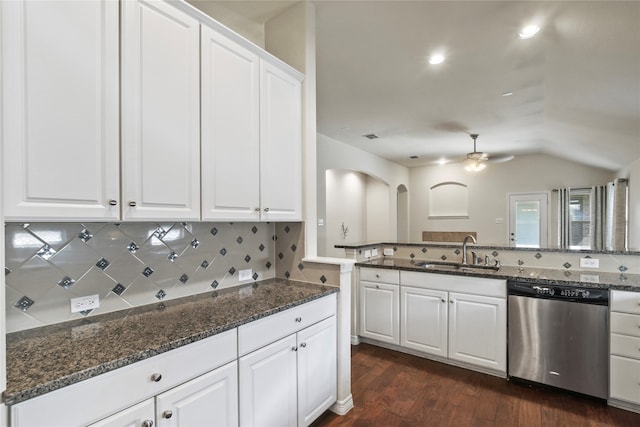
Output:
[{"xmin": 3, "ymin": 283, "xmax": 338, "ymax": 406}]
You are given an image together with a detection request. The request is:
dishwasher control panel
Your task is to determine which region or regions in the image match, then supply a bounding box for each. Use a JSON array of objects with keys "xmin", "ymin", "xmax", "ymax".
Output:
[{"xmin": 508, "ymin": 281, "xmax": 609, "ymax": 304}]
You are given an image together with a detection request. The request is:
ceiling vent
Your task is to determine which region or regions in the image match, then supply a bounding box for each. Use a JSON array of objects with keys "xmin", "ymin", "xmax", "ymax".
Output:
[{"xmin": 363, "ymin": 133, "xmax": 379, "ymax": 140}]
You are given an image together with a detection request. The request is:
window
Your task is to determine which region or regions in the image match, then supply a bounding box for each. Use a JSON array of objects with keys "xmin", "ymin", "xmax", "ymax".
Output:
[{"xmin": 569, "ymin": 189, "xmax": 591, "ymax": 249}]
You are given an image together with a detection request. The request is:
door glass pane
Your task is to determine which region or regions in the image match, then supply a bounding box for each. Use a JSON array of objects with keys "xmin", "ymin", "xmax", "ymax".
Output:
[{"xmin": 515, "ymin": 201, "xmax": 540, "ymax": 248}]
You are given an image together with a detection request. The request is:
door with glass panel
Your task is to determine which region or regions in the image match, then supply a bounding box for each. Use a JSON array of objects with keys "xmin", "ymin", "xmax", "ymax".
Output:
[{"xmin": 508, "ymin": 193, "xmax": 549, "ymax": 248}]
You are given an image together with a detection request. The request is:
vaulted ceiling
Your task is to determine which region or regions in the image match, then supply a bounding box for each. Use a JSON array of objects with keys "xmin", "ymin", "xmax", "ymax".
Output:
[{"xmin": 191, "ymin": 1, "xmax": 640, "ymax": 171}]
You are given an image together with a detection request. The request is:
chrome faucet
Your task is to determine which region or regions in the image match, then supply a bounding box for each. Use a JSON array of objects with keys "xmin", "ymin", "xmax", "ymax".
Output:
[{"xmin": 461, "ymin": 234, "xmax": 477, "ymax": 265}]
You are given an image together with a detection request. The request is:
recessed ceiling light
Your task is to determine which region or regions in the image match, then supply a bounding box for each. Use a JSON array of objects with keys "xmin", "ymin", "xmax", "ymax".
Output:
[
  {"xmin": 519, "ymin": 24, "xmax": 540, "ymax": 39},
  {"xmin": 501, "ymin": 92, "xmax": 513, "ymax": 97},
  {"xmin": 429, "ymin": 54, "xmax": 445, "ymax": 65}
]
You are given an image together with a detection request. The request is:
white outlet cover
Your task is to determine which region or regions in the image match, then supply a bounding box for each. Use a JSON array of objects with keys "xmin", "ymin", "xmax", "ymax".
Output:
[
  {"xmin": 71, "ymin": 295, "xmax": 99, "ymax": 313},
  {"xmin": 364, "ymin": 250, "xmax": 371, "ymax": 258},
  {"xmin": 239, "ymin": 269, "xmax": 252, "ymax": 281},
  {"xmin": 580, "ymin": 257, "xmax": 600, "ymax": 268},
  {"xmin": 383, "ymin": 248, "xmax": 394, "ymax": 256},
  {"xmin": 371, "ymin": 248, "xmax": 379, "ymax": 257}
]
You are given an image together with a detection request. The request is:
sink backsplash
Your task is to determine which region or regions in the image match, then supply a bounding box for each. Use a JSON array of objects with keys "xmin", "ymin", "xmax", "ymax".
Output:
[{"xmin": 4, "ymin": 221, "xmax": 333, "ymax": 333}]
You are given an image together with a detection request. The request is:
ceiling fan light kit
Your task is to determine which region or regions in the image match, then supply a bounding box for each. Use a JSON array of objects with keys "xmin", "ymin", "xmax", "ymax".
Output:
[{"xmin": 464, "ymin": 133, "xmax": 489, "ymax": 172}]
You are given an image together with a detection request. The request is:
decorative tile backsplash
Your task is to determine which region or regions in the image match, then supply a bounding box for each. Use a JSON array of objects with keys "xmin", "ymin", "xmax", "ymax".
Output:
[{"xmin": 5, "ymin": 221, "xmax": 336, "ymax": 333}]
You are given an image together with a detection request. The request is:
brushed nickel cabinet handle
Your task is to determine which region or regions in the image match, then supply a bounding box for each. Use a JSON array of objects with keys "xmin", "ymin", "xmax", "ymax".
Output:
[
  {"xmin": 163, "ymin": 410, "xmax": 173, "ymax": 419},
  {"xmin": 129, "ymin": 201, "xmax": 137, "ymax": 207},
  {"xmin": 109, "ymin": 199, "xmax": 117, "ymax": 206},
  {"xmin": 264, "ymin": 207, "xmax": 270, "ymax": 212},
  {"xmin": 150, "ymin": 373, "xmax": 162, "ymax": 382},
  {"xmin": 142, "ymin": 420, "xmax": 153, "ymax": 427}
]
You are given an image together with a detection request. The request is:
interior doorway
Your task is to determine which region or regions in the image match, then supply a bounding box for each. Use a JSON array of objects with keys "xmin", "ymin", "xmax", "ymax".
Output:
[{"xmin": 508, "ymin": 193, "xmax": 549, "ymax": 248}]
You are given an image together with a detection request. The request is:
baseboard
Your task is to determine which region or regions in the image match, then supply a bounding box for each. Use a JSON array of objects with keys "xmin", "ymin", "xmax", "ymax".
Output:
[
  {"xmin": 608, "ymin": 398, "xmax": 640, "ymax": 414},
  {"xmin": 351, "ymin": 335, "xmax": 360, "ymax": 345},
  {"xmin": 330, "ymin": 394, "xmax": 354, "ymax": 415}
]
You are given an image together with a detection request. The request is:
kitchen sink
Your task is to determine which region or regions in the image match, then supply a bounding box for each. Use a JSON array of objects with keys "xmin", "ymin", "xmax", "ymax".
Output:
[{"xmin": 415, "ymin": 261, "xmax": 500, "ymax": 272}]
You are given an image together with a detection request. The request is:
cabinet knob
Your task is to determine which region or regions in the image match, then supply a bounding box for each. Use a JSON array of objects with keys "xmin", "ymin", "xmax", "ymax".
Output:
[
  {"xmin": 163, "ymin": 410, "xmax": 173, "ymax": 419},
  {"xmin": 450, "ymin": 300, "xmax": 454, "ymax": 304},
  {"xmin": 142, "ymin": 420, "xmax": 154, "ymax": 427},
  {"xmin": 254, "ymin": 207, "xmax": 260, "ymax": 212},
  {"xmin": 376, "ymin": 285, "xmax": 380, "ymax": 289},
  {"xmin": 129, "ymin": 201, "xmax": 137, "ymax": 207},
  {"xmin": 108, "ymin": 199, "xmax": 117, "ymax": 206},
  {"xmin": 441, "ymin": 299, "xmax": 446, "ymax": 303},
  {"xmin": 295, "ymin": 317, "xmax": 302, "ymax": 322},
  {"xmin": 375, "ymin": 274, "xmax": 380, "ymax": 278},
  {"xmin": 150, "ymin": 373, "xmax": 162, "ymax": 382},
  {"xmin": 264, "ymin": 207, "xmax": 270, "ymax": 212},
  {"xmin": 300, "ymin": 342, "xmax": 307, "ymax": 348},
  {"xmin": 292, "ymin": 346, "xmax": 298, "ymax": 352}
]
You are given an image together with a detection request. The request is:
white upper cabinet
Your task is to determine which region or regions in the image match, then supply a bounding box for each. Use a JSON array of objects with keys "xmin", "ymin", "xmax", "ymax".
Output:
[
  {"xmin": 1, "ymin": 0, "xmax": 120, "ymax": 220},
  {"xmin": 201, "ymin": 26, "xmax": 261, "ymax": 221},
  {"xmin": 201, "ymin": 31, "xmax": 303, "ymax": 222},
  {"xmin": 260, "ymin": 61, "xmax": 303, "ymax": 221},
  {"xmin": 121, "ymin": 0, "xmax": 201, "ymax": 221}
]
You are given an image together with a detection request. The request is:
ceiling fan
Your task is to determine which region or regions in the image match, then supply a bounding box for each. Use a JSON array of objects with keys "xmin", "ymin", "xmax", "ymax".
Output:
[{"xmin": 463, "ymin": 133, "xmax": 514, "ymax": 172}]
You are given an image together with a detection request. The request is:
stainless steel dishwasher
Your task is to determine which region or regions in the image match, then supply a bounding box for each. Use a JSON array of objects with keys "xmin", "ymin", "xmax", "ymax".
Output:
[{"xmin": 508, "ymin": 280, "xmax": 609, "ymax": 399}]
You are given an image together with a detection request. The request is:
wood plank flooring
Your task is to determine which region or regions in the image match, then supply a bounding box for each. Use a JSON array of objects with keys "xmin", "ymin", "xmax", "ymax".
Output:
[{"xmin": 313, "ymin": 343, "xmax": 640, "ymax": 427}]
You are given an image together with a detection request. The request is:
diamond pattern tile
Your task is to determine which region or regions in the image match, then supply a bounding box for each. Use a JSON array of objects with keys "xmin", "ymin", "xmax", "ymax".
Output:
[{"xmin": 4, "ymin": 221, "xmax": 336, "ymax": 333}]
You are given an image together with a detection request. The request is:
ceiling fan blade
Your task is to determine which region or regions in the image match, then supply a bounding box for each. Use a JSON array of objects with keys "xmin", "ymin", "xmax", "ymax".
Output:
[{"xmin": 488, "ymin": 154, "xmax": 515, "ymax": 163}]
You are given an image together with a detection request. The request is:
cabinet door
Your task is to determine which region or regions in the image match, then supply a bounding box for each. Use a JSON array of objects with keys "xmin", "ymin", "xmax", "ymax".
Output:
[
  {"xmin": 88, "ymin": 399, "xmax": 155, "ymax": 427},
  {"xmin": 610, "ymin": 355, "xmax": 640, "ymax": 404},
  {"xmin": 401, "ymin": 287, "xmax": 448, "ymax": 357},
  {"xmin": 156, "ymin": 361, "xmax": 238, "ymax": 427},
  {"xmin": 1, "ymin": 0, "xmax": 120, "ymax": 220},
  {"xmin": 259, "ymin": 61, "xmax": 302, "ymax": 221},
  {"xmin": 448, "ymin": 292, "xmax": 507, "ymax": 372},
  {"xmin": 201, "ymin": 25, "xmax": 261, "ymax": 221},
  {"xmin": 239, "ymin": 335, "xmax": 298, "ymax": 427},
  {"xmin": 297, "ymin": 316, "xmax": 337, "ymax": 427},
  {"xmin": 121, "ymin": 0, "xmax": 200, "ymax": 220},
  {"xmin": 359, "ymin": 281, "xmax": 400, "ymax": 345}
]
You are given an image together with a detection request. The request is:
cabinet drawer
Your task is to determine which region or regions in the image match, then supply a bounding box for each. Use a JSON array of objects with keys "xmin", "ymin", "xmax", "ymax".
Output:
[
  {"xmin": 610, "ymin": 355, "xmax": 640, "ymax": 404},
  {"xmin": 611, "ymin": 312, "xmax": 640, "ymax": 338},
  {"xmin": 611, "ymin": 334, "xmax": 640, "ymax": 360},
  {"xmin": 238, "ymin": 293, "xmax": 336, "ymax": 356},
  {"xmin": 360, "ymin": 267, "xmax": 399, "ymax": 284},
  {"xmin": 611, "ymin": 290, "xmax": 640, "ymax": 314},
  {"xmin": 10, "ymin": 329, "xmax": 237, "ymax": 427}
]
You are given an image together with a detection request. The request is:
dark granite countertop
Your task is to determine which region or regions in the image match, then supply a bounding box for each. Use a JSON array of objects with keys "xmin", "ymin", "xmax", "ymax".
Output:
[
  {"xmin": 357, "ymin": 258, "xmax": 640, "ymax": 290},
  {"xmin": 3, "ymin": 279, "xmax": 338, "ymax": 406}
]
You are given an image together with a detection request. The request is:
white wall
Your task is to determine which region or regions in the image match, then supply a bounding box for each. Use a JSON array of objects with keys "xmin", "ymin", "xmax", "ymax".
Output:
[
  {"xmin": 317, "ymin": 133, "xmax": 409, "ymax": 256},
  {"xmin": 365, "ymin": 175, "xmax": 390, "ymax": 243},
  {"xmin": 325, "ymin": 170, "xmax": 366, "ymax": 257},
  {"xmin": 410, "ymin": 153, "xmax": 616, "ymax": 246}
]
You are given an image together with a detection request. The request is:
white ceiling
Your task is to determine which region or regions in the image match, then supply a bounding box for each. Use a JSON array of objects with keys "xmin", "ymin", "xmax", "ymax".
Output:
[{"xmin": 197, "ymin": 1, "xmax": 640, "ymax": 172}]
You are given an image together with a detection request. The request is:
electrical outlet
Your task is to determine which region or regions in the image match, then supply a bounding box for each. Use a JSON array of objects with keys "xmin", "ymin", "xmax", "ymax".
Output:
[
  {"xmin": 239, "ymin": 269, "xmax": 252, "ymax": 281},
  {"xmin": 364, "ymin": 250, "xmax": 371, "ymax": 258},
  {"xmin": 371, "ymin": 248, "xmax": 378, "ymax": 257},
  {"xmin": 580, "ymin": 257, "xmax": 600, "ymax": 268},
  {"xmin": 70, "ymin": 295, "xmax": 99, "ymax": 313},
  {"xmin": 383, "ymin": 247, "xmax": 394, "ymax": 256}
]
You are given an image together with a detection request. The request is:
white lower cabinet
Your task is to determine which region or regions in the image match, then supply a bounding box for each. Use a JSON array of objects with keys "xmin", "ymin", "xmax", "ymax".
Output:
[
  {"xmin": 155, "ymin": 362, "xmax": 238, "ymax": 427},
  {"xmin": 89, "ymin": 362, "xmax": 237, "ymax": 427},
  {"xmin": 610, "ymin": 290, "xmax": 640, "ymax": 410},
  {"xmin": 400, "ymin": 287, "xmax": 447, "ymax": 357},
  {"xmin": 89, "ymin": 399, "xmax": 155, "ymax": 427},
  {"xmin": 360, "ymin": 268, "xmax": 507, "ymax": 375},
  {"xmin": 238, "ymin": 295, "xmax": 337, "ymax": 427},
  {"xmin": 359, "ymin": 268, "xmax": 400, "ymax": 345},
  {"xmin": 448, "ymin": 292, "xmax": 506, "ymax": 371}
]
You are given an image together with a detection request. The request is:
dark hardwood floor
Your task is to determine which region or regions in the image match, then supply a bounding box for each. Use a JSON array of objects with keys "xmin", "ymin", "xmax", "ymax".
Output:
[{"xmin": 313, "ymin": 344, "xmax": 640, "ymax": 427}]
